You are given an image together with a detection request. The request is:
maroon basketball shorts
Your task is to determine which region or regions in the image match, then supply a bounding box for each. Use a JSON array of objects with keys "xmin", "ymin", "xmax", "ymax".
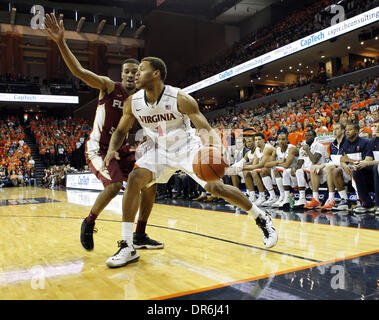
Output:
[{"xmin": 85, "ymin": 144, "xmax": 135, "ymax": 188}]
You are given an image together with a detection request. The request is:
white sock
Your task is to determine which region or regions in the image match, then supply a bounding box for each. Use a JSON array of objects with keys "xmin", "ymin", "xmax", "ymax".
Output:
[
  {"xmin": 276, "ymin": 177, "xmax": 284, "ymax": 197},
  {"xmin": 248, "ymin": 190, "xmax": 256, "ymax": 199},
  {"xmin": 313, "ymin": 192, "xmax": 319, "ymax": 202},
  {"xmin": 284, "ymin": 190, "xmax": 290, "ymax": 200},
  {"xmin": 296, "ymin": 169, "xmax": 306, "ymax": 188},
  {"xmin": 338, "ymin": 190, "xmax": 348, "ymax": 200},
  {"xmin": 259, "ymin": 192, "xmax": 265, "ymax": 198},
  {"xmin": 299, "ymin": 190, "xmax": 305, "ymax": 199},
  {"xmin": 122, "ymin": 222, "xmax": 134, "ymax": 246},
  {"xmin": 247, "ymin": 203, "xmax": 265, "ymax": 219},
  {"xmin": 268, "ymin": 189, "xmax": 276, "ymax": 198},
  {"xmin": 328, "ymin": 192, "xmax": 335, "ymax": 200},
  {"xmin": 262, "ymin": 176, "xmax": 273, "ymax": 193}
]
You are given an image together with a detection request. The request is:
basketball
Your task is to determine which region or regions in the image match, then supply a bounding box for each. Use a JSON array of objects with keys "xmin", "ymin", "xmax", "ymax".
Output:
[{"xmin": 192, "ymin": 146, "xmax": 228, "ymax": 182}]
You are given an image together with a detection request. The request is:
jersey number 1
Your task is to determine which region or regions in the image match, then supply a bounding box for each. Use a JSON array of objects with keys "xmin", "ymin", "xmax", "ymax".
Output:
[{"xmin": 156, "ymin": 125, "xmax": 164, "ymax": 137}]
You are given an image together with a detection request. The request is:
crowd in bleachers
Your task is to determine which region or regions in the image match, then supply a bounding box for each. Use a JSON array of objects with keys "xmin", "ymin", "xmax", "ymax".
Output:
[
  {"xmin": 0, "ymin": 116, "xmax": 36, "ymax": 188},
  {"xmin": 179, "ymin": 0, "xmax": 377, "ymax": 88},
  {"xmin": 42, "ymin": 164, "xmax": 88, "ymax": 189},
  {"xmin": 29, "ymin": 115, "xmax": 90, "ymax": 168}
]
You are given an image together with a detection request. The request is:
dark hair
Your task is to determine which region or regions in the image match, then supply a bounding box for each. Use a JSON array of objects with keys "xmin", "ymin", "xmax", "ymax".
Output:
[
  {"xmin": 346, "ymin": 121, "xmax": 359, "ymax": 131},
  {"xmin": 142, "ymin": 56, "xmax": 167, "ymax": 81},
  {"xmin": 307, "ymin": 129, "xmax": 317, "ymax": 137},
  {"xmin": 121, "ymin": 58, "xmax": 139, "ymax": 70},
  {"xmin": 334, "ymin": 122, "xmax": 345, "ymax": 130},
  {"xmin": 254, "ymin": 132, "xmax": 265, "ymax": 140}
]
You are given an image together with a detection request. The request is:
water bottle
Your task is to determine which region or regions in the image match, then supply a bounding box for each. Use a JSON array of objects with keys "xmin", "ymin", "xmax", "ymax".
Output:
[{"xmin": 289, "ymin": 193, "xmax": 294, "ymax": 209}]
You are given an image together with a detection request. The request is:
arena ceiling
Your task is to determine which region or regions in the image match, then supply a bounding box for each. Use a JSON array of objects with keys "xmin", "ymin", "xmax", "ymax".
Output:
[{"xmin": 50, "ymin": 0, "xmax": 278, "ymax": 21}]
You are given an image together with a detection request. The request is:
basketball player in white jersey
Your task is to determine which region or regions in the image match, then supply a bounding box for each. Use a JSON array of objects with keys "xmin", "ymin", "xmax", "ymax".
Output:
[
  {"xmin": 103, "ymin": 57, "xmax": 278, "ymax": 268},
  {"xmin": 242, "ymin": 133, "xmax": 276, "ymax": 206},
  {"xmin": 43, "ymin": 13, "xmax": 162, "ymax": 252},
  {"xmin": 230, "ymin": 135, "xmax": 257, "ymax": 202},
  {"xmin": 293, "ymin": 130, "xmax": 326, "ymax": 208},
  {"xmin": 264, "ymin": 133, "xmax": 299, "ymax": 208}
]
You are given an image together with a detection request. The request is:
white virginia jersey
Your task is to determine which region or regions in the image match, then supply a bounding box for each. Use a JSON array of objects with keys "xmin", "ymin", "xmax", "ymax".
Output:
[
  {"xmin": 247, "ymin": 150, "xmax": 255, "ymax": 162},
  {"xmin": 299, "ymin": 140, "xmax": 325, "ymax": 169},
  {"xmin": 276, "ymin": 144, "xmax": 298, "ymax": 167},
  {"xmin": 255, "ymin": 143, "xmax": 271, "ymax": 162},
  {"xmin": 131, "ymin": 85, "xmax": 199, "ymax": 151}
]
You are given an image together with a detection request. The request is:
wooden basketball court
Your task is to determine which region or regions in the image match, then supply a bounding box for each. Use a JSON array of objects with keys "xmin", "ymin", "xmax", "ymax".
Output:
[{"xmin": 1, "ymin": 186, "xmax": 378, "ymax": 300}]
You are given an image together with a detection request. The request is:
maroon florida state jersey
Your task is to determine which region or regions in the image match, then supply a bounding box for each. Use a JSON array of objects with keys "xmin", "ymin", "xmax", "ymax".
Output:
[{"xmin": 86, "ymin": 82, "xmax": 136, "ymax": 156}]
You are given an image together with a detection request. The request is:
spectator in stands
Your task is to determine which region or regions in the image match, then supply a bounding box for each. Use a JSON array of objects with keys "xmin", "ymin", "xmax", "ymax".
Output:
[
  {"xmin": 315, "ymin": 119, "xmax": 329, "ymax": 134},
  {"xmin": 0, "ymin": 169, "xmax": 9, "ymax": 188},
  {"xmin": 277, "ymin": 120, "xmax": 288, "ymax": 135},
  {"xmin": 267, "ymin": 126, "xmax": 278, "ymax": 146},
  {"xmin": 317, "ymin": 67, "xmax": 327, "ymax": 84},
  {"xmin": 353, "ymin": 120, "xmax": 379, "ymax": 214},
  {"xmin": 350, "ymin": 112, "xmax": 360, "ymax": 125},
  {"xmin": 10, "ymin": 170, "xmax": 18, "ymax": 187},
  {"xmin": 17, "ymin": 170, "xmax": 24, "ymax": 187}
]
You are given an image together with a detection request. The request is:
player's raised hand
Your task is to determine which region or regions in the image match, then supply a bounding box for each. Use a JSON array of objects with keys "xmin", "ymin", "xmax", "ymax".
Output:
[{"xmin": 43, "ymin": 13, "xmax": 64, "ymax": 43}]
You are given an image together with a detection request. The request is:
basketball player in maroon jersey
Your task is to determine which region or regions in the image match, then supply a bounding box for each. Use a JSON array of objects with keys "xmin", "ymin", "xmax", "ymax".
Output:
[{"xmin": 43, "ymin": 13, "xmax": 163, "ymax": 251}]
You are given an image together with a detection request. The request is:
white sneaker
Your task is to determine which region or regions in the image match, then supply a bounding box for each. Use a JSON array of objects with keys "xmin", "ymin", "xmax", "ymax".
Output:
[
  {"xmin": 255, "ymin": 196, "xmax": 266, "ymax": 206},
  {"xmin": 294, "ymin": 198, "xmax": 306, "ymax": 207},
  {"xmin": 249, "ymin": 194, "xmax": 257, "ymax": 203},
  {"xmin": 272, "ymin": 195, "xmax": 284, "ymax": 207},
  {"xmin": 255, "ymin": 211, "xmax": 278, "ymax": 248},
  {"xmin": 278, "ymin": 197, "xmax": 290, "ymax": 208},
  {"xmin": 261, "ymin": 196, "xmax": 279, "ymax": 207},
  {"xmin": 106, "ymin": 240, "xmax": 140, "ymax": 268}
]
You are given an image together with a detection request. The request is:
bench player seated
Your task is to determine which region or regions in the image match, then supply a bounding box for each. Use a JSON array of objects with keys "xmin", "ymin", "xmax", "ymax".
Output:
[
  {"xmin": 292, "ymin": 130, "xmax": 326, "ymax": 208},
  {"xmin": 229, "ymin": 135, "xmax": 256, "ymax": 202},
  {"xmin": 306, "ymin": 122, "xmax": 346, "ymax": 209},
  {"xmin": 326, "ymin": 122, "xmax": 370, "ymax": 211},
  {"xmin": 264, "ymin": 132, "xmax": 299, "ymax": 208},
  {"xmin": 353, "ymin": 119, "xmax": 379, "ymax": 214},
  {"xmin": 242, "ymin": 133, "xmax": 277, "ymax": 206}
]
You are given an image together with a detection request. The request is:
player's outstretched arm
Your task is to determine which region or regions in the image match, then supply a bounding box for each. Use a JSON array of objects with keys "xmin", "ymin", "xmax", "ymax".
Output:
[
  {"xmin": 177, "ymin": 91, "xmax": 222, "ymax": 147},
  {"xmin": 103, "ymin": 97, "xmax": 136, "ymax": 168},
  {"xmin": 43, "ymin": 13, "xmax": 113, "ymax": 93},
  {"xmin": 280, "ymin": 147, "xmax": 298, "ymax": 169}
]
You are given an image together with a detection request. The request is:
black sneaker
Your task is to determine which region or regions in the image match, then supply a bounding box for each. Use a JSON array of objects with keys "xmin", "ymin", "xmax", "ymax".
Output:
[
  {"xmin": 80, "ymin": 218, "xmax": 97, "ymax": 251},
  {"xmin": 332, "ymin": 199, "xmax": 352, "ymax": 211},
  {"xmin": 255, "ymin": 212, "xmax": 278, "ymax": 248},
  {"xmin": 133, "ymin": 232, "xmax": 164, "ymax": 249}
]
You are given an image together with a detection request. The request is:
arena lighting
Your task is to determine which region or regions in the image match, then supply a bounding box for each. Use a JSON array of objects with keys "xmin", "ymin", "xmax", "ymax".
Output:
[
  {"xmin": 182, "ymin": 7, "xmax": 379, "ymax": 94},
  {"xmin": 0, "ymin": 93, "xmax": 79, "ymax": 104},
  {"xmin": 10, "ymin": 7, "xmax": 16, "ymax": 25}
]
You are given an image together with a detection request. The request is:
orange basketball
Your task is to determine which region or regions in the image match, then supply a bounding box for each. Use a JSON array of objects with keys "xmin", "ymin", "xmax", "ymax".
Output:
[{"xmin": 192, "ymin": 146, "xmax": 228, "ymax": 182}]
